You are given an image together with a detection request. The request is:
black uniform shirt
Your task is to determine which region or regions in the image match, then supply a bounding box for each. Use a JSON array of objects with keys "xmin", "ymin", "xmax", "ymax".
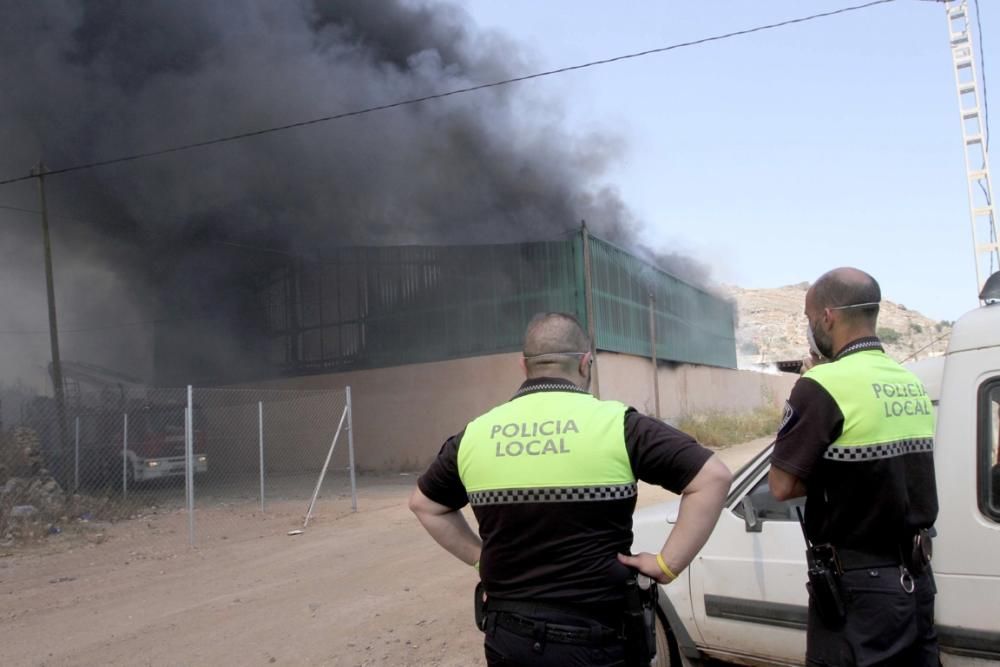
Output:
[
  {"xmin": 418, "ymin": 377, "xmax": 713, "ymax": 606},
  {"xmin": 771, "ymin": 338, "xmax": 938, "ymax": 554}
]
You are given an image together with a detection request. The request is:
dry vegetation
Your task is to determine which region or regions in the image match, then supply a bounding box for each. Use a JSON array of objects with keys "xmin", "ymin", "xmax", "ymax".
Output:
[{"xmin": 676, "ymin": 403, "xmax": 784, "ymax": 449}]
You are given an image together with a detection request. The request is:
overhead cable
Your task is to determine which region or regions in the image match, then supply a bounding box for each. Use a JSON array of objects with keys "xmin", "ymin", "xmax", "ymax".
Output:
[{"xmin": 0, "ymin": 0, "xmax": 898, "ymax": 188}]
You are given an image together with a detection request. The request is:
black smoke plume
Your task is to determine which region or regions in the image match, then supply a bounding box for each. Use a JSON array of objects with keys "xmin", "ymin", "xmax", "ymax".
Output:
[{"xmin": 0, "ymin": 0, "xmax": 709, "ymax": 388}]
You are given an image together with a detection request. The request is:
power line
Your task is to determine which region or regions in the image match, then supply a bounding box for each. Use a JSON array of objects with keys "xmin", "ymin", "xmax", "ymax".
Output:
[
  {"xmin": 0, "ymin": 203, "xmax": 48, "ymax": 221},
  {"xmin": 0, "ymin": 203, "xmax": 123, "ymax": 230},
  {"xmin": 971, "ymin": 0, "xmax": 994, "ymax": 275},
  {"xmin": 0, "ymin": 202, "xmax": 305, "ymax": 255},
  {"xmin": 974, "ymin": 0, "xmax": 990, "ymax": 151},
  {"xmin": 0, "ymin": 0, "xmax": 899, "ymax": 188},
  {"xmin": 0, "ymin": 312, "xmax": 237, "ymax": 336},
  {"xmin": 899, "ymin": 329, "xmax": 952, "ymax": 363},
  {"xmin": 0, "ymin": 320, "xmax": 157, "ymax": 335},
  {"xmin": 1, "ymin": 199, "xmax": 581, "ymax": 248},
  {"xmin": 0, "ymin": 200, "xmax": 584, "ymax": 336}
]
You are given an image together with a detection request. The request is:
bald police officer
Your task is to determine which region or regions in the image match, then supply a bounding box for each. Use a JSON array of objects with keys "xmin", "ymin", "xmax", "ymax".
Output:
[
  {"xmin": 769, "ymin": 268, "xmax": 941, "ymax": 666},
  {"xmin": 410, "ymin": 312, "xmax": 732, "ymax": 666}
]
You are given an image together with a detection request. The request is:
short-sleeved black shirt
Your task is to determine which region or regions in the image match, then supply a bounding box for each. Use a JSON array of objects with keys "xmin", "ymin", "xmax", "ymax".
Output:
[
  {"xmin": 771, "ymin": 338, "xmax": 938, "ymax": 554},
  {"xmin": 418, "ymin": 377, "xmax": 713, "ymax": 606}
]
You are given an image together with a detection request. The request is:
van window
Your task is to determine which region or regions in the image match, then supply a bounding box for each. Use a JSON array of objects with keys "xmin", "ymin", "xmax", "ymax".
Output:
[
  {"xmin": 981, "ymin": 382, "xmax": 1000, "ymax": 522},
  {"xmin": 733, "ymin": 471, "xmax": 805, "ymax": 523}
]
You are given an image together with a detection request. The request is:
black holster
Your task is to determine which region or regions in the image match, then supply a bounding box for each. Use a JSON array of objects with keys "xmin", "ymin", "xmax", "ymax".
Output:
[
  {"xmin": 623, "ymin": 575, "xmax": 658, "ymax": 667},
  {"xmin": 805, "ymin": 543, "xmax": 847, "ymax": 627},
  {"xmin": 475, "ymin": 581, "xmax": 488, "ymax": 632},
  {"xmin": 910, "ymin": 529, "xmax": 933, "ymax": 575}
]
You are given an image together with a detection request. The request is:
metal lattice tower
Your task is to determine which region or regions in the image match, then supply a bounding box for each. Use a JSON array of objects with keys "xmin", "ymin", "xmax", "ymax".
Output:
[{"xmin": 945, "ymin": 0, "xmax": 999, "ymax": 295}]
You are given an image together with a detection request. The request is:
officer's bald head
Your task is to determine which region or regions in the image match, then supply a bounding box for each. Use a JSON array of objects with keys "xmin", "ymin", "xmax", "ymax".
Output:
[
  {"xmin": 522, "ymin": 313, "xmax": 591, "ymax": 378},
  {"xmin": 808, "ymin": 267, "xmax": 881, "ymax": 326}
]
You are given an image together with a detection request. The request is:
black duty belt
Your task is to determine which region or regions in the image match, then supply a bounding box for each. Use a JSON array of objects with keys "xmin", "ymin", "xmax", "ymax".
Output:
[
  {"xmin": 836, "ymin": 548, "xmax": 901, "ymax": 571},
  {"xmin": 492, "ymin": 610, "xmax": 622, "ymax": 646},
  {"xmin": 487, "ymin": 597, "xmax": 624, "ymax": 627}
]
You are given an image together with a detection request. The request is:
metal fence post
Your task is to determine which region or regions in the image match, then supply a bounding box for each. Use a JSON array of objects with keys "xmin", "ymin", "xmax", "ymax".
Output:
[
  {"xmin": 648, "ymin": 292, "xmax": 661, "ymax": 419},
  {"xmin": 304, "ymin": 404, "xmax": 348, "ymax": 528},
  {"xmin": 122, "ymin": 413, "xmax": 128, "ymax": 500},
  {"xmin": 186, "ymin": 385, "xmax": 194, "ymax": 546},
  {"xmin": 346, "ymin": 386, "xmax": 357, "ymax": 512},
  {"xmin": 258, "ymin": 400, "xmax": 265, "ymax": 513},
  {"xmin": 74, "ymin": 416, "xmax": 80, "ymax": 491},
  {"xmin": 581, "ymin": 222, "xmax": 601, "ymax": 398}
]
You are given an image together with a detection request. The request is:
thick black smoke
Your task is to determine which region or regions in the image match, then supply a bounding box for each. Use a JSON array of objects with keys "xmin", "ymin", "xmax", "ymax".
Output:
[{"xmin": 0, "ymin": 0, "xmax": 709, "ymax": 388}]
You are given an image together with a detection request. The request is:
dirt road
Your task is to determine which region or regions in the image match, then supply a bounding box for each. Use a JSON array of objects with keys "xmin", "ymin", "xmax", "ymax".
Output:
[{"xmin": 0, "ymin": 438, "xmax": 769, "ymax": 667}]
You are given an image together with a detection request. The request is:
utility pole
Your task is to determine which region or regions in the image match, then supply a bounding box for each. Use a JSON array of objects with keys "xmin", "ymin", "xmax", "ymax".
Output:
[
  {"xmin": 580, "ymin": 221, "xmax": 600, "ymax": 398},
  {"xmin": 30, "ymin": 162, "xmax": 68, "ymax": 446},
  {"xmin": 648, "ymin": 291, "xmax": 661, "ymax": 419}
]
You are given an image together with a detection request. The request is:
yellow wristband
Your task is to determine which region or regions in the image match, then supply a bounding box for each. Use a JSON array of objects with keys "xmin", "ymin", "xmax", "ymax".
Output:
[
  {"xmin": 656, "ymin": 553, "xmax": 677, "ymax": 581},
  {"xmin": 472, "ymin": 560, "xmax": 480, "ymax": 572}
]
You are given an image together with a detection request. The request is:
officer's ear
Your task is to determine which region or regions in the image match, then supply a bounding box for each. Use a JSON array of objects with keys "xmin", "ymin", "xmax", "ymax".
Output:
[
  {"xmin": 519, "ymin": 355, "xmax": 528, "ymax": 376},
  {"xmin": 580, "ymin": 351, "xmax": 593, "ymax": 375},
  {"xmin": 821, "ymin": 307, "xmax": 837, "ymax": 330}
]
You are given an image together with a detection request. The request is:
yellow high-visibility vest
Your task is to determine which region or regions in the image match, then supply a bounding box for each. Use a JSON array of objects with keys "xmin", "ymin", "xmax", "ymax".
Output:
[{"xmin": 459, "ymin": 388, "xmax": 634, "ymax": 505}]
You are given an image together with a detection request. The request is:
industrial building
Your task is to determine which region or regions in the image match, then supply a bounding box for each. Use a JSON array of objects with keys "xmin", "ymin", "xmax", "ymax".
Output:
[{"xmin": 153, "ymin": 229, "xmax": 790, "ymax": 471}]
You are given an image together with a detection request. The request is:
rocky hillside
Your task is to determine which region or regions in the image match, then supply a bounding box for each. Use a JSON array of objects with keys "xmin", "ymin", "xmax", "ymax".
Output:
[{"xmin": 724, "ymin": 283, "xmax": 953, "ymax": 368}]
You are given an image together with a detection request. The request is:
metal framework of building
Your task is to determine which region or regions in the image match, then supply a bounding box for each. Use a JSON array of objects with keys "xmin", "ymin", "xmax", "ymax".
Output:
[{"xmin": 245, "ymin": 230, "xmax": 737, "ymax": 379}]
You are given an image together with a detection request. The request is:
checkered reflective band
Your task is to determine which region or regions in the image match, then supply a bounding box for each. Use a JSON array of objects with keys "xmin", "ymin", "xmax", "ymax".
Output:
[
  {"xmin": 468, "ymin": 483, "xmax": 638, "ymax": 506},
  {"xmin": 512, "ymin": 384, "xmax": 590, "ymax": 398},
  {"xmin": 834, "ymin": 338, "xmax": 884, "ymax": 359},
  {"xmin": 823, "ymin": 437, "xmax": 934, "ymax": 461}
]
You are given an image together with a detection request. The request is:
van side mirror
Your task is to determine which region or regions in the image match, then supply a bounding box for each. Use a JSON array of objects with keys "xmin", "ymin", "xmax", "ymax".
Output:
[{"xmin": 741, "ymin": 496, "xmax": 762, "ymax": 532}]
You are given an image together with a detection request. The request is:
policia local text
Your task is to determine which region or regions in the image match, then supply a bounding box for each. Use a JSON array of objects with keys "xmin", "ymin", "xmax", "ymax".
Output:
[
  {"xmin": 872, "ymin": 382, "xmax": 932, "ymax": 417},
  {"xmin": 489, "ymin": 420, "xmax": 580, "ymax": 457}
]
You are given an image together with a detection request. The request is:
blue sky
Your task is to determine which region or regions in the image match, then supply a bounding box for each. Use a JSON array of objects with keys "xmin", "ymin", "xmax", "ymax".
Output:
[{"xmin": 458, "ymin": 0, "xmax": 996, "ymax": 321}]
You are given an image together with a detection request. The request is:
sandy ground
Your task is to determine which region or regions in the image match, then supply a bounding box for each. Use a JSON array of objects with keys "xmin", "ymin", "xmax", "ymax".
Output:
[{"xmin": 0, "ymin": 438, "xmax": 771, "ymax": 667}]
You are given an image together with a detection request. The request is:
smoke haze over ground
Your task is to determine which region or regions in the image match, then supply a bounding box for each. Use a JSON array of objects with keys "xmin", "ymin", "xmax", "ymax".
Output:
[{"xmin": 0, "ymin": 0, "xmax": 710, "ymax": 391}]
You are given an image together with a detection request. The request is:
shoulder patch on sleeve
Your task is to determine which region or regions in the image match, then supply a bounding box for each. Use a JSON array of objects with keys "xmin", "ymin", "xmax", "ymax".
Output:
[{"xmin": 777, "ymin": 401, "xmax": 797, "ymax": 436}]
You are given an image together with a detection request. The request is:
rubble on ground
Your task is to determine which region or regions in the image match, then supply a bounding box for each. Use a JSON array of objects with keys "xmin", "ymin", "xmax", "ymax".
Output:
[
  {"xmin": 1, "ymin": 427, "xmax": 69, "ymax": 545},
  {"xmin": 1, "ymin": 474, "xmax": 69, "ymax": 544},
  {"xmin": 0, "ymin": 426, "xmax": 130, "ymax": 547}
]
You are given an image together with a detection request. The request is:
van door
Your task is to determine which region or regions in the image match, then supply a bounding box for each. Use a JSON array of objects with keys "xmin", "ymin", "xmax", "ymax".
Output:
[
  {"xmin": 933, "ymin": 352, "xmax": 1000, "ymax": 664},
  {"xmin": 688, "ymin": 448, "xmax": 808, "ymax": 665}
]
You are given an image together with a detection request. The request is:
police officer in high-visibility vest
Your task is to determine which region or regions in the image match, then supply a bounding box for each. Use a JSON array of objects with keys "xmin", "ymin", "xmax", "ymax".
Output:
[
  {"xmin": 769, "ymin": 267, "xmax": 941, "ymax": 666},
  {"xmin": 410, "ymin": 312, "xmax": 732, "ymax": 666}
]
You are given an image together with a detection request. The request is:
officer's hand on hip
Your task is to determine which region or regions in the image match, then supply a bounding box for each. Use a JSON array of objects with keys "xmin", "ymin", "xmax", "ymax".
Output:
[{"xmin": 617, "ymin": 552, "xmax": 677, "ymax": 585}]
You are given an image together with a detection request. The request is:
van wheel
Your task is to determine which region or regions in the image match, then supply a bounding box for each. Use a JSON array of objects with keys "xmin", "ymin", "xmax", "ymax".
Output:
[{"xmin": 655, "ymin": 610, "xmax": 699, "ymax": 667}]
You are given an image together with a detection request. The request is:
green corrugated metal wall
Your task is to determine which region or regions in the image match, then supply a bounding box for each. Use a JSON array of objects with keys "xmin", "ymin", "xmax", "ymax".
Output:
[
  {"xmin": 587, "ymin": 236, "xmax": 737, "ymax": 368},
  {"xmin": 259, "ymin": 232, "xmax": 735, "ymax": 374},
  {"xmin": 360, "ymin": 241, "xmax": 583, "ymax": 367}
]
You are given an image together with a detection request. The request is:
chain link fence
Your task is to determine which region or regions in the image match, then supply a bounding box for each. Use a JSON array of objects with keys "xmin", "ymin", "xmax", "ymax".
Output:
[
  {"xmin": 189, "ymin": 387, "xmax": 355, "ymax": 542},
  {"xmin": 0, "ymin": 385, "xmax": 354, "ymax": 548}
]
